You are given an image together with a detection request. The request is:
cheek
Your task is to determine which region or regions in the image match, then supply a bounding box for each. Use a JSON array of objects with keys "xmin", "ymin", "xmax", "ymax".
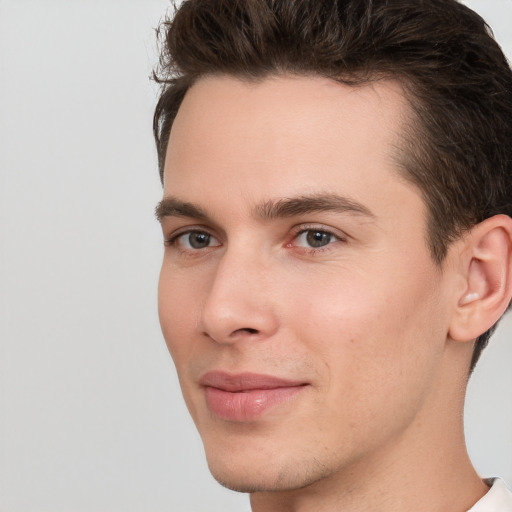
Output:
[
  {"xmin": 158, "ymin": 264, "xmax": 212, "ymax": 423},
  {"xmin": 284, "ymin": 260, "xmax": 445, "ymax": 401},
  {"xmin": 158, "ymin": 263, "xmax": 206, "ymax": 362},
  {"xmin": 288, "ymin": 252, "xmax": 442, "ymax": 342},
  {"xmin": 279, "ymin": 277, "xmax": 443, "ymax": 456}
]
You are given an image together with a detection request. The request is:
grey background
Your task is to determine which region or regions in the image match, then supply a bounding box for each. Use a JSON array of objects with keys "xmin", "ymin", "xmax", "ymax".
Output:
[{"xmin": 0, "ymin": 1, "xmax": 510, "ymax": 510}]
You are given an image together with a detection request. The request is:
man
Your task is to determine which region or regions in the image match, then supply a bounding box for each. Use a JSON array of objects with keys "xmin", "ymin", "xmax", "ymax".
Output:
[{"xmin": 153, "ymin": 1, "xmax": 512, "ymax": 510}]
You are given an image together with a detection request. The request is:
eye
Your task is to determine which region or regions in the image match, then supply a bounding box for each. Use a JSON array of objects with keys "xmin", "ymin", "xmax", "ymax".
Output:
[
  {"xmin": 294, "ymin": 229, "xmax": 340, "ymax": 249},
  {"xmin": 168, "ymin": 230, "xmax": 221, "ymax": 250}
]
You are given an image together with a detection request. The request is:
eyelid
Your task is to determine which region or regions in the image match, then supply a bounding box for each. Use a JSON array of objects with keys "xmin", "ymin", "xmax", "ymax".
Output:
[
  {"xmin": 286, "ymin": 223, "xmax": 348, "ymax": 252},
  {"xmin": 164, "ymin": 225, "xmax": 221, "ymax": 248},
  {"xmin": 290, "ymin": 223, "xmax": 347, "ymax": 240}
]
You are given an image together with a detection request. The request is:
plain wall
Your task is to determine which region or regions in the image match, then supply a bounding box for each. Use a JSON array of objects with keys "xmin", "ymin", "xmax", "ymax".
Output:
[{"xmin": 0, "ymin": 1, "xmax": 510, "ymax": 510}]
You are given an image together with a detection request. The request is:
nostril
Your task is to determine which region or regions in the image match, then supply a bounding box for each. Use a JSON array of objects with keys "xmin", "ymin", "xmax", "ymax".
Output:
[{"xmin": 241, "ymin": 328, "xmax": 259, "ymax": 335}]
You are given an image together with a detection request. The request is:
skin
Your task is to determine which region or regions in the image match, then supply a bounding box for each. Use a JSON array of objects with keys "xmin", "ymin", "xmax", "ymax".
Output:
[{"xmin": 157, "ymin": 75, "xmax": 490, "ymax": 511}]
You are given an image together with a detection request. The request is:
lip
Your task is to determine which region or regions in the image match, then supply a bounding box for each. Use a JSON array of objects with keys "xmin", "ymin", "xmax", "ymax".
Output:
[{"xmin": 200, "ymin": 371, "xmax": 308, "ymax": 422}]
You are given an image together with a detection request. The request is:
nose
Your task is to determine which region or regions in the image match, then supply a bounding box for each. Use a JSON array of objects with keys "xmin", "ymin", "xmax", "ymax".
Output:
[{"xmin": 199, "ymin": 247, "xmax": 279, "ymax": 344}]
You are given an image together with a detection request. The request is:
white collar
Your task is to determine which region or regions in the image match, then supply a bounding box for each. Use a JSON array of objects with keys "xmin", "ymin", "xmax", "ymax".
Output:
[{"xmin": 467, "ymin": 479, "xmax": 512, "ymax": 511}]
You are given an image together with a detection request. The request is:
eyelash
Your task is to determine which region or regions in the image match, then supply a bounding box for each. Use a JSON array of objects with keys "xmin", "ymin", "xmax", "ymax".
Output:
[
  {"xmin": 164, "ymin": 228, "xmax": 217, "ymax": 248},
  {"xmin": 288, "ymin": 224, "xmax": 346, "ymax": 253},
  {"xmin": 164, "ymin": 225, "xmax": 346, "ymax": 255}
]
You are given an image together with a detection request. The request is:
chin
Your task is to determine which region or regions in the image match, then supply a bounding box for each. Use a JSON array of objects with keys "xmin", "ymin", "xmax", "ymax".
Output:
[
  {"xmin": 204, "ymin": 444, "xmax": 335, "ymax": 494},
  {"xmin": 209, "ymin": 465, "xmax": 311, "ymax": 494}
]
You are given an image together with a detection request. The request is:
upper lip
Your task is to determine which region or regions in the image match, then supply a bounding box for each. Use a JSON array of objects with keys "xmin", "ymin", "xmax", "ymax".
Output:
[{"xmin": 199, "ymin": 371, "xmax": 306, "ymax": 392}]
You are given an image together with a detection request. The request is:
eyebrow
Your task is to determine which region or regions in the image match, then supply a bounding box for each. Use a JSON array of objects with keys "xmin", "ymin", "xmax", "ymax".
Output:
[
  {"xmin": 155, "ymin": 197, "xmax": 209, "ymax": 222},
  {"xmin": 155, "ymin": 193, "xmax": 374, "ymax": 222},
  {"xmin": 254, "ymin": 193, "xmax": 375, "ymax": 220}
]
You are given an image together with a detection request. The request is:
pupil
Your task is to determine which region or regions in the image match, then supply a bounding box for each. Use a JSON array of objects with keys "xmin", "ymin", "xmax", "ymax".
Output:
[
  {"xmin": 306, "ymin": 231, "xmax": 331, "ymax": 248},
  {"xmin": 190, "ymin": 233, "xmax": 210, "ymax": 249}
]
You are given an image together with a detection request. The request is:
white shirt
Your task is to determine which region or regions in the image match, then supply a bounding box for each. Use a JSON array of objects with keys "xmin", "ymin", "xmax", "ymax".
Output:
[{"xmin": 468, "ymin": 479, "xmax": 512, "ymax": 511}]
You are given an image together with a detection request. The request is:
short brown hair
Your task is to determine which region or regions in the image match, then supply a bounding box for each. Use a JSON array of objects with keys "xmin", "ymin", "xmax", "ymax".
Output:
[{"xmin": 153, "ymin": 0, "xmax": 512, "ymax": 369}]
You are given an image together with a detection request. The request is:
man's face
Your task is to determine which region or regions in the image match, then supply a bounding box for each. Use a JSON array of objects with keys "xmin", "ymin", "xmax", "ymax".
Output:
[{"xmin": 158, "ymin": 75, "xmax": 454, "ymax": 492}]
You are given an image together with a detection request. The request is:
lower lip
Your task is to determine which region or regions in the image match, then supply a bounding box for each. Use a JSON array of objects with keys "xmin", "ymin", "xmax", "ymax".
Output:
[{"xmin": 204, "ymin": 385, "xmax": 306, "ymax": 422}]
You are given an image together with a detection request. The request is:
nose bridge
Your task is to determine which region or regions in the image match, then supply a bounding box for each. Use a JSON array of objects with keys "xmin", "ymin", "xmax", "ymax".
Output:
[{"xmin": 200, "ymin": 239, "xmax": 278, "ymax": 343}]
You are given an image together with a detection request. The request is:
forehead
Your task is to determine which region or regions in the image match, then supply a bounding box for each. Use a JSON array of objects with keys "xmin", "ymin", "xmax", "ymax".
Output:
[{"xmin": 163, "ymin": 74, "xmax": 418, "ymax": 221}]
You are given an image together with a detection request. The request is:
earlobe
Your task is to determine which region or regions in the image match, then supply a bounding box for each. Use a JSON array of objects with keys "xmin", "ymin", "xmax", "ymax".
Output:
[{"xmin": 449, "ymin": 215, "xmax": 512, "ymax": 343}]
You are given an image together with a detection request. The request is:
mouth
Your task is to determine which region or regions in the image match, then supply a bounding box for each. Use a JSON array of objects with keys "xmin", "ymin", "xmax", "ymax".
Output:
[{"xmin": 199, "ymin": 371, "xmax": 308, "ymax": 422}]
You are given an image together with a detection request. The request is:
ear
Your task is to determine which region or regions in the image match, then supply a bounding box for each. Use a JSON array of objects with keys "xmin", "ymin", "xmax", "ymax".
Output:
[{"xmin": 449, "ymin": 215, "xmax": 512, "ymax": 343}]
